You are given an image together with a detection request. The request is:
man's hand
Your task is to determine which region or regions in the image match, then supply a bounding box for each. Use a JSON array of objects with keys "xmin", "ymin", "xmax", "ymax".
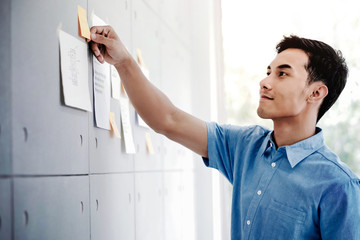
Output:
[{"xmin": 87, "ymin": 25, "xmax": 130, "ymax": 68}]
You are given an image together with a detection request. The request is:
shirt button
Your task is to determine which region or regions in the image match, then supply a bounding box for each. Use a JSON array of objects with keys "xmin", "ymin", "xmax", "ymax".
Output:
[
  {"xmin": 257, "ymin": 190, "xmax": 262, "ymax": 195},
  {"xmin": 246, "ymin": 220, "xmax": 251, "ymax": 225},
  {"xmin": 271, "ymin": 162, "xmax": 276, "ymax": 168},
  {"xmin": 269, "ymin": 142, "xmax": 273, "ymax": 147}
]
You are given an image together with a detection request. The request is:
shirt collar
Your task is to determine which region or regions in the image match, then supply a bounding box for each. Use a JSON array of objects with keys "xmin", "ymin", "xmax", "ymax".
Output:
[
  {"xmin": 259, "ymin": 131, "xmax": 274, "ymax": 157},
  {"xmin": 261, "ymin": 127, "xmax": 325, "ymax": 168}
]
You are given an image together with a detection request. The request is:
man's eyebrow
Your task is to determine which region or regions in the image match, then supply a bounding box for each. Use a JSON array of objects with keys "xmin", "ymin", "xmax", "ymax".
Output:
[
  {"xmin": 277, "ymin": 64, "xmax": 292, "ymax": 70},
  {"xmin": 267, "ymin": 64, "xmax": 293, "ymax": 70}
]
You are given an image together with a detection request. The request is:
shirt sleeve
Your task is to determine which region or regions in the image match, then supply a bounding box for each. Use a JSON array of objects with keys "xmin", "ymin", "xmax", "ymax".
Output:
[
  {"xmin": 320, "ymin": 179, "xmax": 360, "ymax": 239},
  {"xmin": 202, "ymin": 122, "xmax": 234, "ymax": 183},
  {"xmin": 202, "ymin": 122, "xmax": 266, "ymax": 184}
]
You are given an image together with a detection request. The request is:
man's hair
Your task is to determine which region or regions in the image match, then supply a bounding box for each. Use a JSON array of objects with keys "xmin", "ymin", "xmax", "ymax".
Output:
[{"xmin": 276, "ymin": 35, "xmax": 348, "ymax": 122}]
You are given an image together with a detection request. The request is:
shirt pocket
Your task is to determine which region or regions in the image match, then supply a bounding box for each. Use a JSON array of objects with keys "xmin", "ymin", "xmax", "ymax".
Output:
[
  {"xmin": 268, "ymin": 200, "xmax": 306, "ymax": 224},
  {"xmin": 254, "ymin": 200, "xmax": 306, "ymax": 240}
]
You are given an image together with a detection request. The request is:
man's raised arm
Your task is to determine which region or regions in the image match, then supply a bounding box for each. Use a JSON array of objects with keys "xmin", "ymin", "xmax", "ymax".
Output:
[{"xmin": 88, "ymin": 25, "xmax": 208, "ymax": 158}]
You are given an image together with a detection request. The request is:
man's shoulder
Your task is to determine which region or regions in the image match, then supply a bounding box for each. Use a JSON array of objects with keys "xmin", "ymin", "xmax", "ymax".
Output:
[
  {"xmin": 313, "ymin": 145, "xmax": 359, "ymax": 180},
  {"xmin": 208, "ymin": 122, "xmax": 270, "ymax": 137}
]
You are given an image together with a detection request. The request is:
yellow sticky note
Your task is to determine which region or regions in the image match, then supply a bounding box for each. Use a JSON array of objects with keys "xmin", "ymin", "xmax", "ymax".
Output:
[
  {"xmin": 136, "ymin": 49, "xmax": 150, "ymax": 79},
  {"xmin": 136, "ymin": 49, "xmax": 144, "ymax": 66},
  {"xmin": 109, "ymin": 112, "xmax": 121, "ymax": 138},
  {"xmin": 120, "ymin": 81, "xmax": 127, "ymax": 95},
  {"xmin": 78, "ymin": 5, "xmax": 91, "ymax": 39},
  {"xmin": 145, "ymin": 132, "xmax": 155, "ymax": 154}
]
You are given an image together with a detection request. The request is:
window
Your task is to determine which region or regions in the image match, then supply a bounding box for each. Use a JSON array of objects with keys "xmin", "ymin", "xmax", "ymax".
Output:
[{"xmin": 222, "ymin": 0, "xmax": 360, "ymax": 176}]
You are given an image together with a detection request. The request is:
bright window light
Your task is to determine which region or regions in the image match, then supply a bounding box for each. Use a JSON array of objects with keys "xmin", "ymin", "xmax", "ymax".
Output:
[{"xmin": 222, "ymin": 0, "xmax": 360, "ymax": 175}]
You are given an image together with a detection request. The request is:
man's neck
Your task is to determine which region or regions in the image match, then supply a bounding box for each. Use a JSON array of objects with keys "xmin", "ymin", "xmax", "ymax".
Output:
[{"xmin": 272, "ymin": 117, "xmax": 317, "ymax": 148}]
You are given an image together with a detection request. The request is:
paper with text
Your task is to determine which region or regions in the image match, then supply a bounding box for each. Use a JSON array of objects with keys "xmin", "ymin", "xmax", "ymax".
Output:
[
  {"xmin": 111, "ymin": 66, "xmax": 121, "ymax": 100},
  {"xmin": 93, "ymin": 56, "xmax": 111, "ymax": 129},
  {"xmin": 92, "ymin": 14, "xmax": 111, "ymax": 130},
  {"xmin": 120, "ymin": 97, "xmax": 136, "ymax": 154},
  {"xmin": 59, "ymin": 30, "xmax": 92, "ymax": 111}
]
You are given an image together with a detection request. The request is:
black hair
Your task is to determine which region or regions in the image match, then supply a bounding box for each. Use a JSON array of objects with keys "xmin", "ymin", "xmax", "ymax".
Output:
[{"xmin": 276, "ymin": 35, "xmax": 348, "ymax": 122}]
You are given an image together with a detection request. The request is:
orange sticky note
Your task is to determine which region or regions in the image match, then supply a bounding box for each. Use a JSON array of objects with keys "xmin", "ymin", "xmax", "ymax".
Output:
[
  {"xmin": 136, "ymin": 49, "xmax": 150, "ymax": 79},
  {"xmin": 109, "ymin": 112, "xmax": 121, "ymax": 138},
  {"xmin": 136, "ymin": 49, "xmax": 144, "ymax": 66},
  {"xmin": 77, "ymin": 5, "xmax": 91, "ymax": 39},
  {"xmin": 145, "ymin": 132, "xmax": 155, "ymax": 154},
  {"xmin": 120, "ymin": 81, "xmax": 127, "ymax": 95}
]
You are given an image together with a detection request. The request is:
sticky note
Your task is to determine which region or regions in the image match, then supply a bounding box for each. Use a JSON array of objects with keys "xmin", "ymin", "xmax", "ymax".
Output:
[
  {"xmin": 136, "ymin": 48, "xmax": 144, "ymax": 66},
  {"xmin": 78, "ymin": 5, "xmax": 91, "ymax": 39},
  {"xmin": 136, "ymin": 48, "xmax": 150, "ymax": 79},
  {"xmin": 145, "ymin": 132, "xmax": 155, "ymax": 154},
  {"xmin": 120, "ymin": 81, "xmax": 127, "ymax": 95},
  {"xmin": 109, "ymin": 112, "xmax": 121, "ymax": 138}
]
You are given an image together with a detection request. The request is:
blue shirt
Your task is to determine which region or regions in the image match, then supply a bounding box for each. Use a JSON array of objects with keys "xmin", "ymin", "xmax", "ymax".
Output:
[{"xmin": 203, "ymin": 122, "xmax": 360, "ymax": 240}]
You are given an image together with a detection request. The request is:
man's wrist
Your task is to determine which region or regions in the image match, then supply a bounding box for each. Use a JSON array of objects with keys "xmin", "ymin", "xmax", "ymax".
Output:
[
  {"xmin": 114, "ymin": 52, "xmax": 133, "ymax": 71},
  {"xmin": 114, "ymin": 54, "xmax": 140, "ymax": 79}
]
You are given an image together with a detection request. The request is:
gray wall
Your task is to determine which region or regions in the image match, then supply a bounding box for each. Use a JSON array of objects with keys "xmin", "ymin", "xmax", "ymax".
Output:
[{"xmin": 0, "ymin": 0, "xmax": 217, "ymax": 239}]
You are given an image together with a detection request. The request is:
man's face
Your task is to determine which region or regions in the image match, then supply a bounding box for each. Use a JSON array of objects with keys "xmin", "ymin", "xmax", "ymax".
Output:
[{"xmin": 257, "ymin": 48, "xmax": 312, "ymax": 120}]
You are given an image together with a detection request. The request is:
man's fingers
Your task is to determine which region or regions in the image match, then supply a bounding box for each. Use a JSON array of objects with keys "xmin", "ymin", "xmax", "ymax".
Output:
[
  {"xmin": 88, "ymin": 25, "xmax": 118, "ymax": 64},
  {"xmin": 90, "ymin": 41, "xmax": 105, "ymax": 63},
  {"xmin": 90, "ymin": 32, "xmax": 110, "ymax": 46},
  {"xmin": 90, "ymin": 25, "xmax": 112, "ymax": 40},
  {"xmin": 102, "ymin": 27, "xmax": 111, "ymax": 37},
  {"xmin": 90, "ymin": 25, "xmax": 110, "ymax": 35},
  {"xmin": 96, "ymin": 55, "xmax": 105, "ymax": 63},
  {"xmin": 90, "ymin": 41, "xmax": 100, "ymax": 56}
]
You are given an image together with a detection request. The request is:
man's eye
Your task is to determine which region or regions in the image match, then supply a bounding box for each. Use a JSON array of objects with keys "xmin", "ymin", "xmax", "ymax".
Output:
[
  {"xmin": 279, "ymin": 72, "xmax": 287, "ymax": 76},
  {"xmin": 266, "ymin": 72, "xmax": 271, "ymax": 76}
]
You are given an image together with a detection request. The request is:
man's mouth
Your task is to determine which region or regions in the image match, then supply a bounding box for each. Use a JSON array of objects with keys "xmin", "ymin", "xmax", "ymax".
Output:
[{"xmin": 260, "ymin": 94, "xmax": 274, "ymax": 100}]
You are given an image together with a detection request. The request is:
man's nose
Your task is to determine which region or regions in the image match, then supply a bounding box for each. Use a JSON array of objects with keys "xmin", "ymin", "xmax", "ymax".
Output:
[{"xmin": 259, "ymin": 77, "xmax": 272, "ymax": 90}]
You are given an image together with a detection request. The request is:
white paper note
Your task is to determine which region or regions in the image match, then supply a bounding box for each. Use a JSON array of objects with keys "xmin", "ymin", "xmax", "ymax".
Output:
[
  {"xmin": 59, "ymin": 30, "xmax": 92, "ymax": 112},
  {"xmin": 91, "ymin": 13, "xmax": 107, "ymax": 27},
  {"xmin": 92, "ymin": 14, "xmax": 121, "ymax": 101},
  {"xmin": 93, "ymin": 56, "xmax": 111, "ymax": 129},
  {"xmin": 120, "ymin": 97, "xmax": 136, "ymax": 154},
  {"xmin": 91, "ymin": 14, "xmax": 111, "ymax": 130},
  {"xmin": 136, "ymin": 112, "xmax": 149, "ymax": 128},
  {"xmin": 111, "ymin": 65, "xmax": 121, "ymax": 100}
]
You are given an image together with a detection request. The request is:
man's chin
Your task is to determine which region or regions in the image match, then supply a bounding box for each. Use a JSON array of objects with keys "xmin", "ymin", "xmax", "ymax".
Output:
[{"xmin": 257, "ymin": 108, "xmax": 271, "ymax": 119}]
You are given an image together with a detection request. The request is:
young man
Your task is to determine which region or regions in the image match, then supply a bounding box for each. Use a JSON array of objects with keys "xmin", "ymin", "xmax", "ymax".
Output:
[{"xmin": 88, "ymin": 26, "xmax": 360, "ymax": 239}]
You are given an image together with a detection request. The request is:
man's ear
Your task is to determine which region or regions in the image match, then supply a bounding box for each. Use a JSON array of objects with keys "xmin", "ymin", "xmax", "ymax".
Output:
[{"xmin": 307, "ymin": 83, "xmax": 328, "ymax": 103}]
